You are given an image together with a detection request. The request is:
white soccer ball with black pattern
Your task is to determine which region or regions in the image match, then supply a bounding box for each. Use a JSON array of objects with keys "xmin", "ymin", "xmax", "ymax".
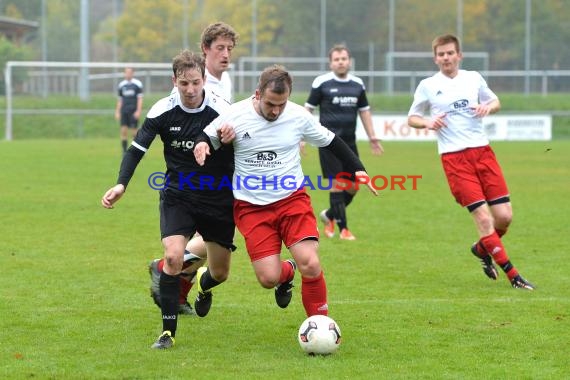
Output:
[{"xmin": 297, "ymin": 315, "xmax": 341, "ymax": 355}]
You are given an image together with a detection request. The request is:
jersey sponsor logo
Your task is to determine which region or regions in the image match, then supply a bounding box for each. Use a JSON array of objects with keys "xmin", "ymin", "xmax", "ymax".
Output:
[
  {"xmin": 446, "ymin": 98, "xmax": 474, "ymax": 116},
  {"xmin": 170, "ymin": 139, "xmax": 195, "ymax": 151},
  {"xmin": 330, "ymin": 88, "xmax": 339, "ymax": 93},
  {"xmin": 332, "ymin": 96, "xmax": 358, "ymax": 106},
  {"xmin": 242, "ymin": 132, "xmax": 251, "ymax": 140},
  {"xmin": 254, "ymin": 151, "xmax": 277, "ymax": 161},
  {"xmin": 122, "ymin": 88, "xmax": 136, "ymax": 97},
  {"xmin": 436, "ymin": 90, "xmax": 443, "ymax": 95},
  {"xmin": 169, "ymin": 126, "xmax": 181, "ymax": 132},
  {"xmin": 244, "ymin": 151, "xmax": 281, "ymax": 168},
  {"xmin": 451, "ymin": 99, "xmax": 469, "ymax": 109}
]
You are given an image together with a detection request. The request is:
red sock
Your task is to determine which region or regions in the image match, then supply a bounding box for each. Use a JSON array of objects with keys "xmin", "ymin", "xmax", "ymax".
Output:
[
  {"xmin": 495, "ymin": 228, "xmax": 507, "ymax": 238},
  {"xmin": 157, "ymin": 258, "xmax": 164, "ymax": 272},
  {"xmin": 473, "ymin": 241, "xmax": 487, "ymax": 257},
  {"xmin": 475, "ymin": 228, "xmax": 507, "ymax": 255},
  {"xmin": 278, "ymin": 260, "xmax": 295, "ymax": 284},
  {"xmin": 480, "ymin": 232, "xmax": 519, "ymax": 280},
  {"xmin": 178, "ymin": 275, "xmax": 193, "ymax": 304},
  {"xmin": 301, "ymin": 271, "xmax": 328, "ymax": 317}
]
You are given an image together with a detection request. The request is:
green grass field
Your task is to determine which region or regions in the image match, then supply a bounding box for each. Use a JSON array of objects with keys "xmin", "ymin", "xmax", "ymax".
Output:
[{"xmin": 1, "ymin": 139, "xmax": 569, "ymax": 379}]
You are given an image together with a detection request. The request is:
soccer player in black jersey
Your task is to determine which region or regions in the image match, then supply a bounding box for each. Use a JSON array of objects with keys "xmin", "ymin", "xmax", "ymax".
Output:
[
  {"xmin": 102, "ymin": 50, "xmax": 236, "ymax": 349},
  {"xmin": 305, "ymin": 44, "xmax": 384, "ymax": 240},
  {"xmin": 115, "ymin": 67, "xmax": 143, "ymax": 154},
  {"xmin": 148, "ymin": 22, "xmax": 239, "ymax": 316}
]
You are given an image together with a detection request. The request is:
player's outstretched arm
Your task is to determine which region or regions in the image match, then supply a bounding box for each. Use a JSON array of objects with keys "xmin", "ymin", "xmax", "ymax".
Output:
[
  {"xmin": 101, "ymin": 184, "xmax": 125, "ymax": 209},
  {"xmin": 359, "ymin": 109, "xmax": 383, "ymax": 156},
  {"xmin": 354, "ymin": 171, "xmax": 378, "ymax": 196}
]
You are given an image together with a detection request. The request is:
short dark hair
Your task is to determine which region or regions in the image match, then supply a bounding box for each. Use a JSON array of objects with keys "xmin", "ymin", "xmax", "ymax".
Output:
[
  {"xmin": 172, "ymin": 49, "xmax": 205, "ymax": 79},
  {"xmin": 328, "ymin": 44, "xmax": 350, "ymax": 61},
  {"xmin": 432, "ymin": 34, "xmax": 461, "ymax": 55},
  {"xmin": 257, "ymin": 65, "xmax": 292, "ymax": 95}
]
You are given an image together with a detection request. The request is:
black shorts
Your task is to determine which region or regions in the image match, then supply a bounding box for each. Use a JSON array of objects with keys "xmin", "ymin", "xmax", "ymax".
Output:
[
  {"xmin": 318, "ymin": 139, "xmax": 359, "ymax": 180},
  {"xmin": 120, "ymin": 111, "xmax": 138, "ymax": 129},
  {"xmin": 158, "ymin": 189, "xmax": 236, "ymax": 250}
]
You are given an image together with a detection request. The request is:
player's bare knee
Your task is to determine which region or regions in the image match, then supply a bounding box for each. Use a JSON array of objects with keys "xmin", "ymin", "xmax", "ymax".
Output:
[
  {"xmin": 494, "ymin": 214, "xmax": 512, "ymax": 230},
  {"xmin": 163, "ymin": 255, "xmax": 183, "ymax": 272},
  {"xmin": 493, "ymin": 208, "xmax": 512, "ymax": 229},
  {"xmin": 256, "ymin": 273, "xmax": 279, "ymax": 289},
  {"xmin": 297, "ymin": 259, "xmax": 322, "ymax": 278}
]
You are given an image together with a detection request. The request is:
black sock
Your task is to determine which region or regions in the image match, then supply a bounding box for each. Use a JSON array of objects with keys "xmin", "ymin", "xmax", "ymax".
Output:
[
  {"xmin": 200, "ymin": 267, "xmax": 222, "ymax": 292},
  {"xmin": 343, "ymin": 191, "xmax": 355, "ymax": 207},
  {"xmin": 121, "ymin": 140, "xmax": 127, "ymax": 152},
  {"xmin": 330, "ymin": 192, "xmax": 347, "ymax": 230},
  {"xmin": 499, "ymin": 261, "xmax": 514, "ymax": 274},
  {"xmin": 159, "ymin": 272, "xmax": 180, "ymax": 336}
]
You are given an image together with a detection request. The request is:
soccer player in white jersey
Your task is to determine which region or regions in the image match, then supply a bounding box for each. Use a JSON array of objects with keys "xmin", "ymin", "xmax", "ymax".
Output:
[
  {"xmin": 201, "ymin": 22, "xmax": 235, "ymax": 103},
  {"xmin": 194, "ymin": 65, "xmax": 378, "ymax": 317},
  {"xmin": 150, "ymin": 22, "xmax": 239, "ymax": 315},
  {"xmin": 407, "ymin": 34, "xmax": 534, "ymax": 290},
  {"xmin": 305, "ymin": 44, "xmax": 383, "ymax": 241},
  {"xmin": 102, "ymin": 50, "xmax": 236, "ymax": 349}
]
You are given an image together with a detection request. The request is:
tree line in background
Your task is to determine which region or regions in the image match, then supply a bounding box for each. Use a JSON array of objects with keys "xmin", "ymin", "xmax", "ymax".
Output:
[{"xmin": 1, "ymin": 0, "xmax": 568, "ymax": 74}]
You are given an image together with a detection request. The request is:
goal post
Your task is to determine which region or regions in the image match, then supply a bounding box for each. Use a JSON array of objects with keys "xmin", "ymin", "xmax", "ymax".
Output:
[{"xmin": 385, "ymin": 51, "xmax": 489, "ymax": 94}]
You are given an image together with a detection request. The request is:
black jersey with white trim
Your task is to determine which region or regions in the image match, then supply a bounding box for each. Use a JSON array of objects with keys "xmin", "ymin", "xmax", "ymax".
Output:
[
  {"xmin": 117, "ymin": 78, "xmax": 143, "ymax": 113},
  {"xmin": 305, "ymin": 72, "xmax": 370, "ymax": 141},
  {"xmin": 133, "ymin": 89, "xmax": 233, "ymax": 202}
]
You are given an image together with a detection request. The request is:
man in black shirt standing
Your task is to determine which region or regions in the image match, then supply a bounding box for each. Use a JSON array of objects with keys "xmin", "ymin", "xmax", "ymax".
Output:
[
  {"xmin": 115, "ymin": 67, "xmax": 143, "ymax": 154},
  {"xmin": 305, "ymin": 44, "xmax": 383, "ymax": 240},
  {"xmin": 102, "ymin": 50, "xmax": 235, "ymax": 349}
]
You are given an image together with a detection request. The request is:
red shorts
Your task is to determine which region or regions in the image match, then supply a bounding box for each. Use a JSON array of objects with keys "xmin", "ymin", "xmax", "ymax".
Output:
[
  {"xmin": 441, "ymin": 145, "xmax": 509, "ymax": 208},
  {"xmin": 233, "ymin": 189, "xmax": 319, "ymax": 262}
]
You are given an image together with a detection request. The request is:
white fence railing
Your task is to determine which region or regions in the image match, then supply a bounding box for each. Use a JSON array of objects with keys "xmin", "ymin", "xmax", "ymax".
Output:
[{"xmin": 4, "ymin": 60, "xmax": 570, "ymax": 140}]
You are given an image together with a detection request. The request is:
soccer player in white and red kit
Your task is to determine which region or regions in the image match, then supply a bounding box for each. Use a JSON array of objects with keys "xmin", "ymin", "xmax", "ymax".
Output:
[
  {"xmin": 407, "ymin": 34, "xmax": 534, "ymax": 290},
  {"xmin": 195, "ymin": 65, "xmax": 378, "ymax": 317}
]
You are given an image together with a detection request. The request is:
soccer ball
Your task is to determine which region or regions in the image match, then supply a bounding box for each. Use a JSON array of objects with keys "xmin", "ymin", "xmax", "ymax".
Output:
[{"xmin": 297, "ymin": 315, "xmax": 341, "ymax": 355}]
